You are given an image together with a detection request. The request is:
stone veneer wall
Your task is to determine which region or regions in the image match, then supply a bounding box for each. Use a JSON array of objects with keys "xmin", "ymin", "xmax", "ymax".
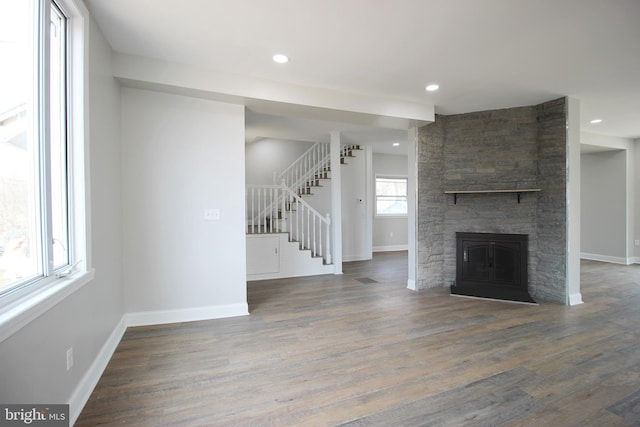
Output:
[
  {"xmin": 416, "ymin": 116, "xmax": 445, "ymax": 289},
  {"xmin": 535, "ymin": 98, "xmax": 568, "ymax": 302},
  {"xmin": 416, "ymin": 97, "xmax": 567, "ymax": 303}
]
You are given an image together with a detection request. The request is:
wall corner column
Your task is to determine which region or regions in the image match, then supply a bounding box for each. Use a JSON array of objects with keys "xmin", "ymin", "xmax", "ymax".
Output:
[
  {"xmin": 330, "ymin": 131, "xmax": 343, "ymax": 274},
  {"xmin": 566, "ymin": 97, "xmax": 583, "ymax": 305},
  {"xmin": 407, "ymin": 127, "xmax": 418, "ymax": 290}
]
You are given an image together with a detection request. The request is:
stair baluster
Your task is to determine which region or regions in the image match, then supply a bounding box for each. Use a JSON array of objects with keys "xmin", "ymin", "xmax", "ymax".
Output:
[
  {"xmin": 262, "ymin": 187, "xmax": 267, "ymax": 232},
  {"xmin": 325, "ymin": 213, "xmax": 332, "ymax": 265},
  {"xmin": 300, "ymin": 205, "xmax": 304, "ymax": 249},
  {"xmin": 270, "ymin": 186, "xmax": 275, "ymax": 233},
  {"xmin": 312, "ymin": 214, "xmax": 316, "ymax": 256}
]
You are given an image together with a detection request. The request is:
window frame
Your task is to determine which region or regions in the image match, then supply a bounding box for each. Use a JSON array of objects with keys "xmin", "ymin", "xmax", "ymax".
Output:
[
  {"xmin": 374, "ymin": 175, "xmax": 408, "ymax": 218},
  {"xmin": 0, "ymin": 0, "xmax": 92, "ymax": 343},
  {"xmin": 49, "ymin": 0, "xmax": 72, "ymax": 271}
]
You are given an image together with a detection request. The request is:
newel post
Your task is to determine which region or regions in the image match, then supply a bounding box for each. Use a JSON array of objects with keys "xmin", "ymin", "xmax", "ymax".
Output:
[{"xmin": 325, "ymin": 213, "xmax": 332, "ymax": 265}]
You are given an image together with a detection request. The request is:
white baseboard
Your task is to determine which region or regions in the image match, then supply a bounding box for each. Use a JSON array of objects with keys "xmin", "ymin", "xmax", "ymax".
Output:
[
  {"xmin": 69, "ymin": 315, "xmax": 127, "ymax": 425},
  {"xmin": 342, "ymin": 254, "xmax": 372, "ymax": 262},
  {"xmin": 581, "ymin": 253, "xmax": 630, "ymax": 265},
  {"xmin": 373, "ymin": 245, "xmax": 408, "ymax": 252},
  {"xmin": 247, "ymin": 264, "xmax": 334, "ymax": 281},
  {"xmin": 631, "ymin": 257, "xmax": 640, "ymax": 265},
  {"xmin": 568, "ymin": 292, "xmax": 583, "ymax": 306},
  {"xmin": 126, "ymin": 303, "xmax": 249, "ymax": 327}
]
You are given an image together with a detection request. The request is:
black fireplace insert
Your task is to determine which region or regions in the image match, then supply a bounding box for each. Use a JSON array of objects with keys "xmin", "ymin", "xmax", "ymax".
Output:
[{"xmin": 451, "ymin": 232, "xmax": 535, "ymax": 303}]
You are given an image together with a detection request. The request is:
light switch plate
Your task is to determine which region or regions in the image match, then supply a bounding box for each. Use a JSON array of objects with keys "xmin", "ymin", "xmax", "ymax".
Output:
[{"xmin": 204, "ymin": 208, "xmax": 221, "ymax": 220}]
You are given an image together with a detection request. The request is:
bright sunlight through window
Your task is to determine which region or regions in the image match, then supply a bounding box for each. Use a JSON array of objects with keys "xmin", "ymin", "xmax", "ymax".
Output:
[
  {"xmin": 375, "ymin": 176, "xmax": 408, "ymax": 217},
  {"xmin": 0, "ymin": 0, "xmax": 71, "ymax": 295}
]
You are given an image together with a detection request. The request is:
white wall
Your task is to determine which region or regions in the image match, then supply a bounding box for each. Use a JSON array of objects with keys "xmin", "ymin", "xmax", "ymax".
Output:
[
  {"xmin": 0, "ymin": 13, "xmax": 124, "ymax": 417},
  {"xmin": 635, "ymin": 138, "xmax": 640, "ymax": 262},
  {"xmin": 341, "ymin": 147, "xmax": 371, "ymax": 261},
  {"xmin": 245, "ymin": 138, "xmax": 314, "ymax": 185},
  {"xmin": 372, "ymin": 153, "xmax": 408, "ymax": 251},
  {"xmin": 581, "ymin": 132, "xmax": 637, "ymax": 264},
  {"xmin": 581, "ymin": 150, "xmax": 627, "ymax": 260},
  {"xmin": 121, "ymin": 88, "xmax": 248, "ymax": 322}
]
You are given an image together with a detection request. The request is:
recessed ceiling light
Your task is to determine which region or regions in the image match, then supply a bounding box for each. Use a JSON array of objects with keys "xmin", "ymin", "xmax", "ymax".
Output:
[
  {"xmin": 393, "ymin": 142, "xmax": 400, "ymax": 146},
  {"xmin": 425, "ymin": 83, "xmax": 439, "ymax": 92},
  {"xmin": 272, "ymin": 54, "xmax": 289, "ymax": 64},
  {"xmin": 590, "ymin": 119, "xmax": 602, "ymax": 124}
]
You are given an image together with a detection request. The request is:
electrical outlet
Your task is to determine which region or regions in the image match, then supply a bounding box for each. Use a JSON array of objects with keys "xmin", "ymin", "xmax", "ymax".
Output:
[
  {"xmin": 66, "ymin": 348, "xmax": 73, "ymax": 371},
  {"xmin": 635, "ymin": 239, "xmax": 640, "ymax": 247}
]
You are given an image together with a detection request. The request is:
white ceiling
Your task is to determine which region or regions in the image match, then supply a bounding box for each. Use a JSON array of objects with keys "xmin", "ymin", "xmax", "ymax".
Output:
[{"xmin": 85, "ymin": 0, "xmax": 640, "ymax": 154}]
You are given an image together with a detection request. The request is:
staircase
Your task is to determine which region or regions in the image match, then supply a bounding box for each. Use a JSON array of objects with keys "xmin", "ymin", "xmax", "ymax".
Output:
[{"xmin": 246, "ymin": 143, "xmax": 361, "ymax": 276}]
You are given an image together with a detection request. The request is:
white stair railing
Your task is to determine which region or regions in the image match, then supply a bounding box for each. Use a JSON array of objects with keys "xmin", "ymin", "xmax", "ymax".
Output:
[
  {"xmin": 250, "ymin": 143, "xmax": 330, "ymax": 226},
  {"xmin": 275, "ymin": 142, "xmax": 361, "ymax": 197},
  {"xmin": 277, "ymin": 142, "xmax": 331, "ymax": 196},
  {"xmin": 246, "ymin": 184, "xmax": 287, "ymax": 234},
  {"xmin": 246, "ymin": 182, "xmax": 332, "ymax": 264},
  {"xmin": 340, "ymin": 144, "xmax": 360, "ymax": 160}
]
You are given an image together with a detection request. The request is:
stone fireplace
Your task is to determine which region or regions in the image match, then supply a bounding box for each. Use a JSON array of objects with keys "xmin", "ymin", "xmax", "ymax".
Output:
[{"xmin": 416, "ymin": 97, "xmax": 570, "ymax": 303}]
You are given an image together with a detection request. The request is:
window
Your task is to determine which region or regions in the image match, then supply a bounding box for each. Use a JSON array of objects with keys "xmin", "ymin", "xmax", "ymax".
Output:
[
  {"xmin": 0, "ymin": 0, "xmax": 87, "ymax": 313},
  {"xmin": 375, "ymin": 176, "xmax": 408, "ymax": 216}
]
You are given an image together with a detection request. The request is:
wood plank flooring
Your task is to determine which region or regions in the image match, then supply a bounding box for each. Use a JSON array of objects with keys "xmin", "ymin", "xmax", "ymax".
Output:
[{"xmin": 77, "ymin": 253, "xmax": 640, "ymax": 426}]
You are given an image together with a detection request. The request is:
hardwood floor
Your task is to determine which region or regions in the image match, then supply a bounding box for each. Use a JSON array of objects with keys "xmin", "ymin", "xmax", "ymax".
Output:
[{"xmin": 77, "ymin": 253, "xmax": 640, "ymax": 426}]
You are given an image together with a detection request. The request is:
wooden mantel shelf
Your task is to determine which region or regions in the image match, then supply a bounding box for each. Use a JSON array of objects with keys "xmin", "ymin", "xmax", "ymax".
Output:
[{"xmin": 444, "ymin": 188, "xmax": 541, "ymax": 204}]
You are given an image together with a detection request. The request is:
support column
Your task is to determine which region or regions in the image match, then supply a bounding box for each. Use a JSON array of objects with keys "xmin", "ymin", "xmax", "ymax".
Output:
[
  {"xmin": 625, "ymin": 141, "xmax": 636, "ymax": 263},
  {"xmin": 407, "ymin": 127, "xmax": 418, "ymax": 290},
  {"xmin": 566, "ymin": 97, "xmax": 582, "ymax": 305},
  {"xmin": 363, "ymin": 145, "xmax": 374, "ymax": 259},
  {"xmin": 634, "ymin": 140, "xmax": 640, "ymax": 264},
  {"xmin": 330, "ymin": 131, "xmax": 343, "ymax": 274}
]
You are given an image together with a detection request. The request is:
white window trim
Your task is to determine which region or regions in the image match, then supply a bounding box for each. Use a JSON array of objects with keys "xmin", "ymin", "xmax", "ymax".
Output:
[
  {"xmin": 374, "ymin": 174, "xmax": 409, "ymax": 218},
  {"xmin": 0, "ymin": 0, "xmax": 92, "ymax": 343}
]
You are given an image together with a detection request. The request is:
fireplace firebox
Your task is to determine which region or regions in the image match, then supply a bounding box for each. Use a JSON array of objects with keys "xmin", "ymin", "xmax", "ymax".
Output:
[{"xmin": 451, "ymin": 232, "xmax": 535, "ymax": 303}]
